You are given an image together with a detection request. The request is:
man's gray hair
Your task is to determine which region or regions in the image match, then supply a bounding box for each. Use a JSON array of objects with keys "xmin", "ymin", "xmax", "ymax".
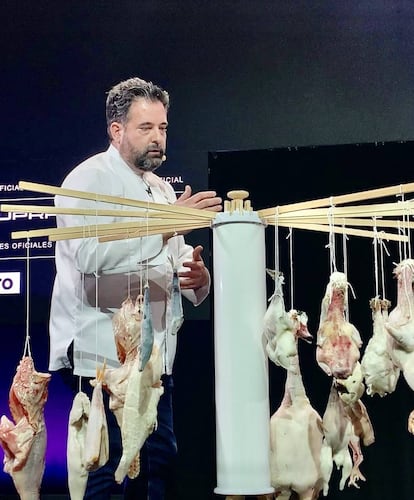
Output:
[{"xmin": 106, "ymin": 77, "xmax": 169, "ymax": 133}]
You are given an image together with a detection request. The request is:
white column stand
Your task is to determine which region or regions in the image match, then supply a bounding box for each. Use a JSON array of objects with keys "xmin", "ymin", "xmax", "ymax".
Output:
[{"xmin": 212, "ymin": 207, "xmax": 273, "ymax": 496}]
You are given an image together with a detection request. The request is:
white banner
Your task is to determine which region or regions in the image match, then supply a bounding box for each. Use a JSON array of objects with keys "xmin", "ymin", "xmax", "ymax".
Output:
[{"xmin": 0, "ymin": 272, "xmax": 21, "ymax": 294}]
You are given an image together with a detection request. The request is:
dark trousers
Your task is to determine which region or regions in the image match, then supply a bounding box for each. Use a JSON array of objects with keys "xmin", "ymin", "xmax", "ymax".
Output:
[{"xmin": 60, "ymin": 369, "xmax": 177, "ymax": 500}]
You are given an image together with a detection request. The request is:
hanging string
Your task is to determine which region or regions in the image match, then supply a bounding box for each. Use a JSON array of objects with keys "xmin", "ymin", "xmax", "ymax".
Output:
[
  {"xmin": 396, "ymin": 185, "xmax": 405, "ymax": 262},
  {"xmin": 286, "ymin": 227, "xmax": 294, "ymax": 310},
  {"xmin": 379, "ymin": 236, "xmax": 390, "ymax": 301},
  {"xmin": 139, "ymin": 236, "xmax": 144, "ymax": 297},
  {"xmin": 94, "ymin": 202, "xmax": 99, "ymax": 368},
  {"xmin": 401, "ymin": 191, "xmax": 409, "ymax": 260},
  {"xmin": 372, "ymin": 218, "xmax": 380, "ymax": 299},
  {"xmin": 326, "ymin": 196, "xmax": 337, "ymax": 274},
  {"xmin": 406, "ymin": 198, "xmax": 412, "ymax": 260},
  {"xmin": 127, "ymin": 229, "xmax": 132, "ymax": 298},
  {"xmin": 403, "ymin": 261, "xmax": 414, "ymax": 320},
  {"xmin": 23, "ymin": 238, "xmax": 32, "ymax": 358},
  {"xmin": 341, "ymin": 225, "xmax": 350, "ymax": 322},
  {"xmin": 274, "ymin": 207, "xmax": 280, "ymax": 279},
  {"xmin": 145, "ymin": 196, "xmax": 150, "ymax": 288},
  {"xmin": 397, "ymin": 219, "xmax": 404, "ymax": 263},
  {"xmin": 342, "ymin": 224, "xmax": 349, "ymax": 277},
  {"xmin": 398, "ymin": 187, "xmax": 413, "ymax": 260},
  {"xmin": 77, "ymin": 220, "xmax": 88, "ymax": 393}
]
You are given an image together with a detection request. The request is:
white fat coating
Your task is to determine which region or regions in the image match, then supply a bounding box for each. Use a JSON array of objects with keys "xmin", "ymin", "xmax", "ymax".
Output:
[
  {"xmin": 385, "ymin": 260, "xmax": 414, "ymax": 352},
  {"xmin": 336, "ymin": 362, "xmax": 365, "ymax": 406},
  {"xmin": 84, "ymin": 378, "xmax": 109, "ymax": 471},
  {"xmin": 103, "ymin": 362, "xmax": 133, "ymax": 427},
  {"xmin": 266, "ymin": 329, "xmax": 297, "ymax": 372},
  {"xmin": 269, "ymin": 341, "xmax": 323, "ymax": 500},
  {"xmin": 320, "ymin": 386, "xmax": 354, "ymax": 495},
  {"xmin": 9, "ymin": 425, "xmax": 47, "ymax": 500},
  {"xmin": 0, "ymin": 356, "xmax": 50, "ymax": 500},
  {"xmin": 67, "ymin": 392, "xmax": 90, "ymax": 500},
  {"xmin": 263, "ymin": 277, "xmax": 311, "ymax": 372},
  {"xmin": 270, "ymin": 404, "xmax": 323, "ymax": 497},
  {"xmin": 361, "ymin": 299, "xmax": 400, "ymax": 397},
  {"xmin": 115, "ymin": 353, "xmax": 163, "ymax": 484},
  {"xmin": 316, "ymin": 275, "xmax": 361, "ymax": 379},
  {"xmin": 0, "ymin": 416, "xmax": 35, "ymax": 473}
]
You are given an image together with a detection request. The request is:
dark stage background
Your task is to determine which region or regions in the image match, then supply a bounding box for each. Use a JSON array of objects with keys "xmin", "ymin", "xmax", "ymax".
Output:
[
  {"xmin": 3, "ymin": 1, "xmax": 414, "ymax": 499},
  {"xmin": 209, "ymin": 141, "xmax": 414, "ymax": 500}
]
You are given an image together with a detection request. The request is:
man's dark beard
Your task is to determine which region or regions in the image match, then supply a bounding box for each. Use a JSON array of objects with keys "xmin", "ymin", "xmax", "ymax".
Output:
[{"xmin": 134, "ymin": 151, "xmax": 163, "ymax": 172}]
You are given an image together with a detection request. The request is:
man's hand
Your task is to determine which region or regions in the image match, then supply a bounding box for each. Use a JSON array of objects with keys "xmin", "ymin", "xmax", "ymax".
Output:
[
  {"xmin": 179, "ymin": 245, "xmax": 209, "ymax": 290},
  {"xmin": 175, "ymin": 185, "xmax": 222, "ymax": 212}
]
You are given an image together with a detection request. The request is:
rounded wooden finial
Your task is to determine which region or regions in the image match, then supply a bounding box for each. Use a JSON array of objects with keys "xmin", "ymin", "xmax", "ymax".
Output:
[{"xmin": 227, "ymin": 190, "xmax": 249, "ymax": 201}]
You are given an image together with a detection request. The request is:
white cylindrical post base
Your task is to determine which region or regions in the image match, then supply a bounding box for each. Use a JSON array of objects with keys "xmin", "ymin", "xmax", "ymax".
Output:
[{"xmin": 212, "ymin": 211, "xmax": 273, "ymax": 496}]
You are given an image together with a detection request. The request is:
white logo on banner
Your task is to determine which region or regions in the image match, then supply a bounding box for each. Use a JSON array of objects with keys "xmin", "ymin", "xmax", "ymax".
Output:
[{"xmin": 0, "ymin": 272, "xmax": 21, "ymax": 294}]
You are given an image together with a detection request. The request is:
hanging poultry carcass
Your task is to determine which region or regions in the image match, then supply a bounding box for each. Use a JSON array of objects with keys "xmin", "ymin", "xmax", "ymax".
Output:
[
  {"xmin": 67, "ymin": 391, "xmax": 90, "ymax": 500},
  {"xmin": 114, "ymin": 346, "xmax": 163, "ymax": 484},
  {"xmin": 99, "ymin": 293, "xmax": 164, "ymax": 482},
  {"xmin": 317, "ymin": 272, "xmax": 362, "ymax": 380},
  {"xmin": 105, "ymin": 295, "xmax": 143, "ymax": 426},
  {"xmin": 388, "ymin": 341, "xmax": 414, "ymax": 434},
  {"xmin": 345, "ymin": 398, "xmax": 375, "ymax": 450},
  {"xmin": 268, "ymin": 302, "xmax": 323, "ymax": 500},
  {"xmin": 361, "ymin": 297, "xmax": 400, "ymax": 397},
  {"xmin": 67, "ymin": 296, "xmax": 144, "ymax": 490},
  {"xmin": 379, "ymin": 260, "xmax": 414, "ymax": 433},
  {"xmin": 320, "ymin": 382, "xmax": 369, "ymax": 496},
  {"xmin": 264, "ymin": 271, "xmax": 311, "ymax": 372},
  {"xmin": 83, "ymin": 365, "xmax": 109, "ymax": 472},
  {"xmin": 112, "ymin": 295, "xmax": 143, "ymax": 365},
  {"xmin": 0, "ymin": 356, "xmax": 51, "ymax": 500},
  {"xmin": 385, "ymin": 259, "xmax": 414, "ymax": 352},
  {"xmin": 335, "ymin": 361, "xmax": 365, "ymax": 406}
]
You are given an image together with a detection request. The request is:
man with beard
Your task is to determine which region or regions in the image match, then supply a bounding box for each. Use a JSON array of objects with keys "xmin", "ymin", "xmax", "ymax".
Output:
[{"xmin": 49, "ymin": 77, "xmax": 222, "ymax": 499}]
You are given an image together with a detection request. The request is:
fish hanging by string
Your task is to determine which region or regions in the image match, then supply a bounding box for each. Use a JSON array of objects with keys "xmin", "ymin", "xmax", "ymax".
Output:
[
  {"xmin": 139, "ymin": 285, "xmax": 154, "ymax": 372},
  {"xmin": 169, "ymin": 256, "xmax": 184, "ymax": 336}
]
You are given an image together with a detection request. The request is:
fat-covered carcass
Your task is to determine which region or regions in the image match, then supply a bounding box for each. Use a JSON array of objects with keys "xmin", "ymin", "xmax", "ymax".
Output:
[
  {"xmin": 317, "ymin": 272, "xmax": 362, "ymax": 379},
  {"xmin": 0, "ymin": 356, "xmax": 51, "ymax": 500},
  {"xmin": 385, "ymin": 260, "xmax": 414, "ymax": 432},
  {"xmin": 264, "ymin": 271, "xmax": 310, "ymax": 372},
  {"xmin": 83, "ymin": 365, "xmax": 109, "ymax": 472},
  {"xmin": 320, "ymin": 383, "xmax": 369, "ymax": 496},
  {"xmin": 99, "ymin": 293, "xmax": 163, "ymax": 482},
  {"xmin": 361, "ymin": 297, "xmax": 400, "ymax": 397},
  {"xmin": 266, "ymin": 277, "xmax": 323, "ymax": 500},
  {"xmin": 67, "ymin": 391, "xmax": 90, "ymax": 500},
  {"xmin": 385, "ymin": 259, "xmax": 414, "ymax": 352}
]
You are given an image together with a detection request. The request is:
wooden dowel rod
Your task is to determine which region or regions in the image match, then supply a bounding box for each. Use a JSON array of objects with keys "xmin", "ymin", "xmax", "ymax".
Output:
[
  {"xmin": 18, "ymin": 180, "xmax": 216, "ymax": 219},
  {"xmin": 12, "ymin": 218, "xmax": 207, "ymax": 240},
  {"xmin": 261, "ymin": 200, "xmax": 414, "ymax": 219},
  {"xmin": 1, "ymin": 204, "xmax": 193, "ymax": 220},
  {"xmin": 44, "ymin": 221, "xmax": 210, "ymax": 242},
  {"xmin": 258, "ymin": 181, "xmax": 414, "ymax": 217},
  {"xmin": 48, "ymin": 222, "xmax": 204, "ymax": 241},
  {"xmin": 266, "ymin": 217, "xmax": 414, "ymax": 229},
  {"xmin": 276, "ymin": 221, "xmax": 407, "ymax": 242},
  {"xmin": 97, "ymin": 222, "xmax": 211, "ymax": 243}
]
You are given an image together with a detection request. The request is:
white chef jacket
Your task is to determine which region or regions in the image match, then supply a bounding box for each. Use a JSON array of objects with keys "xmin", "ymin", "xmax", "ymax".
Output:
[{"xmin": 49, "ymin": 145, "xmax": 209, "ymax": 377}]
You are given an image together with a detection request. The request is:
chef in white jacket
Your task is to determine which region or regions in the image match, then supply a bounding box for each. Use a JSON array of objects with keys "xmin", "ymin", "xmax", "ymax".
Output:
[{"xmin": 49, "ymin": 76, "xmax": 222, "ymax": 499}]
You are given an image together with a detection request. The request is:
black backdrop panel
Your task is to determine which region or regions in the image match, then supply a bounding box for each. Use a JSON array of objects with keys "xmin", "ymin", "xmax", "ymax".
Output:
[{"xmin": 209, "ymin": 141, "xmax": 414, "ymax": 500}]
